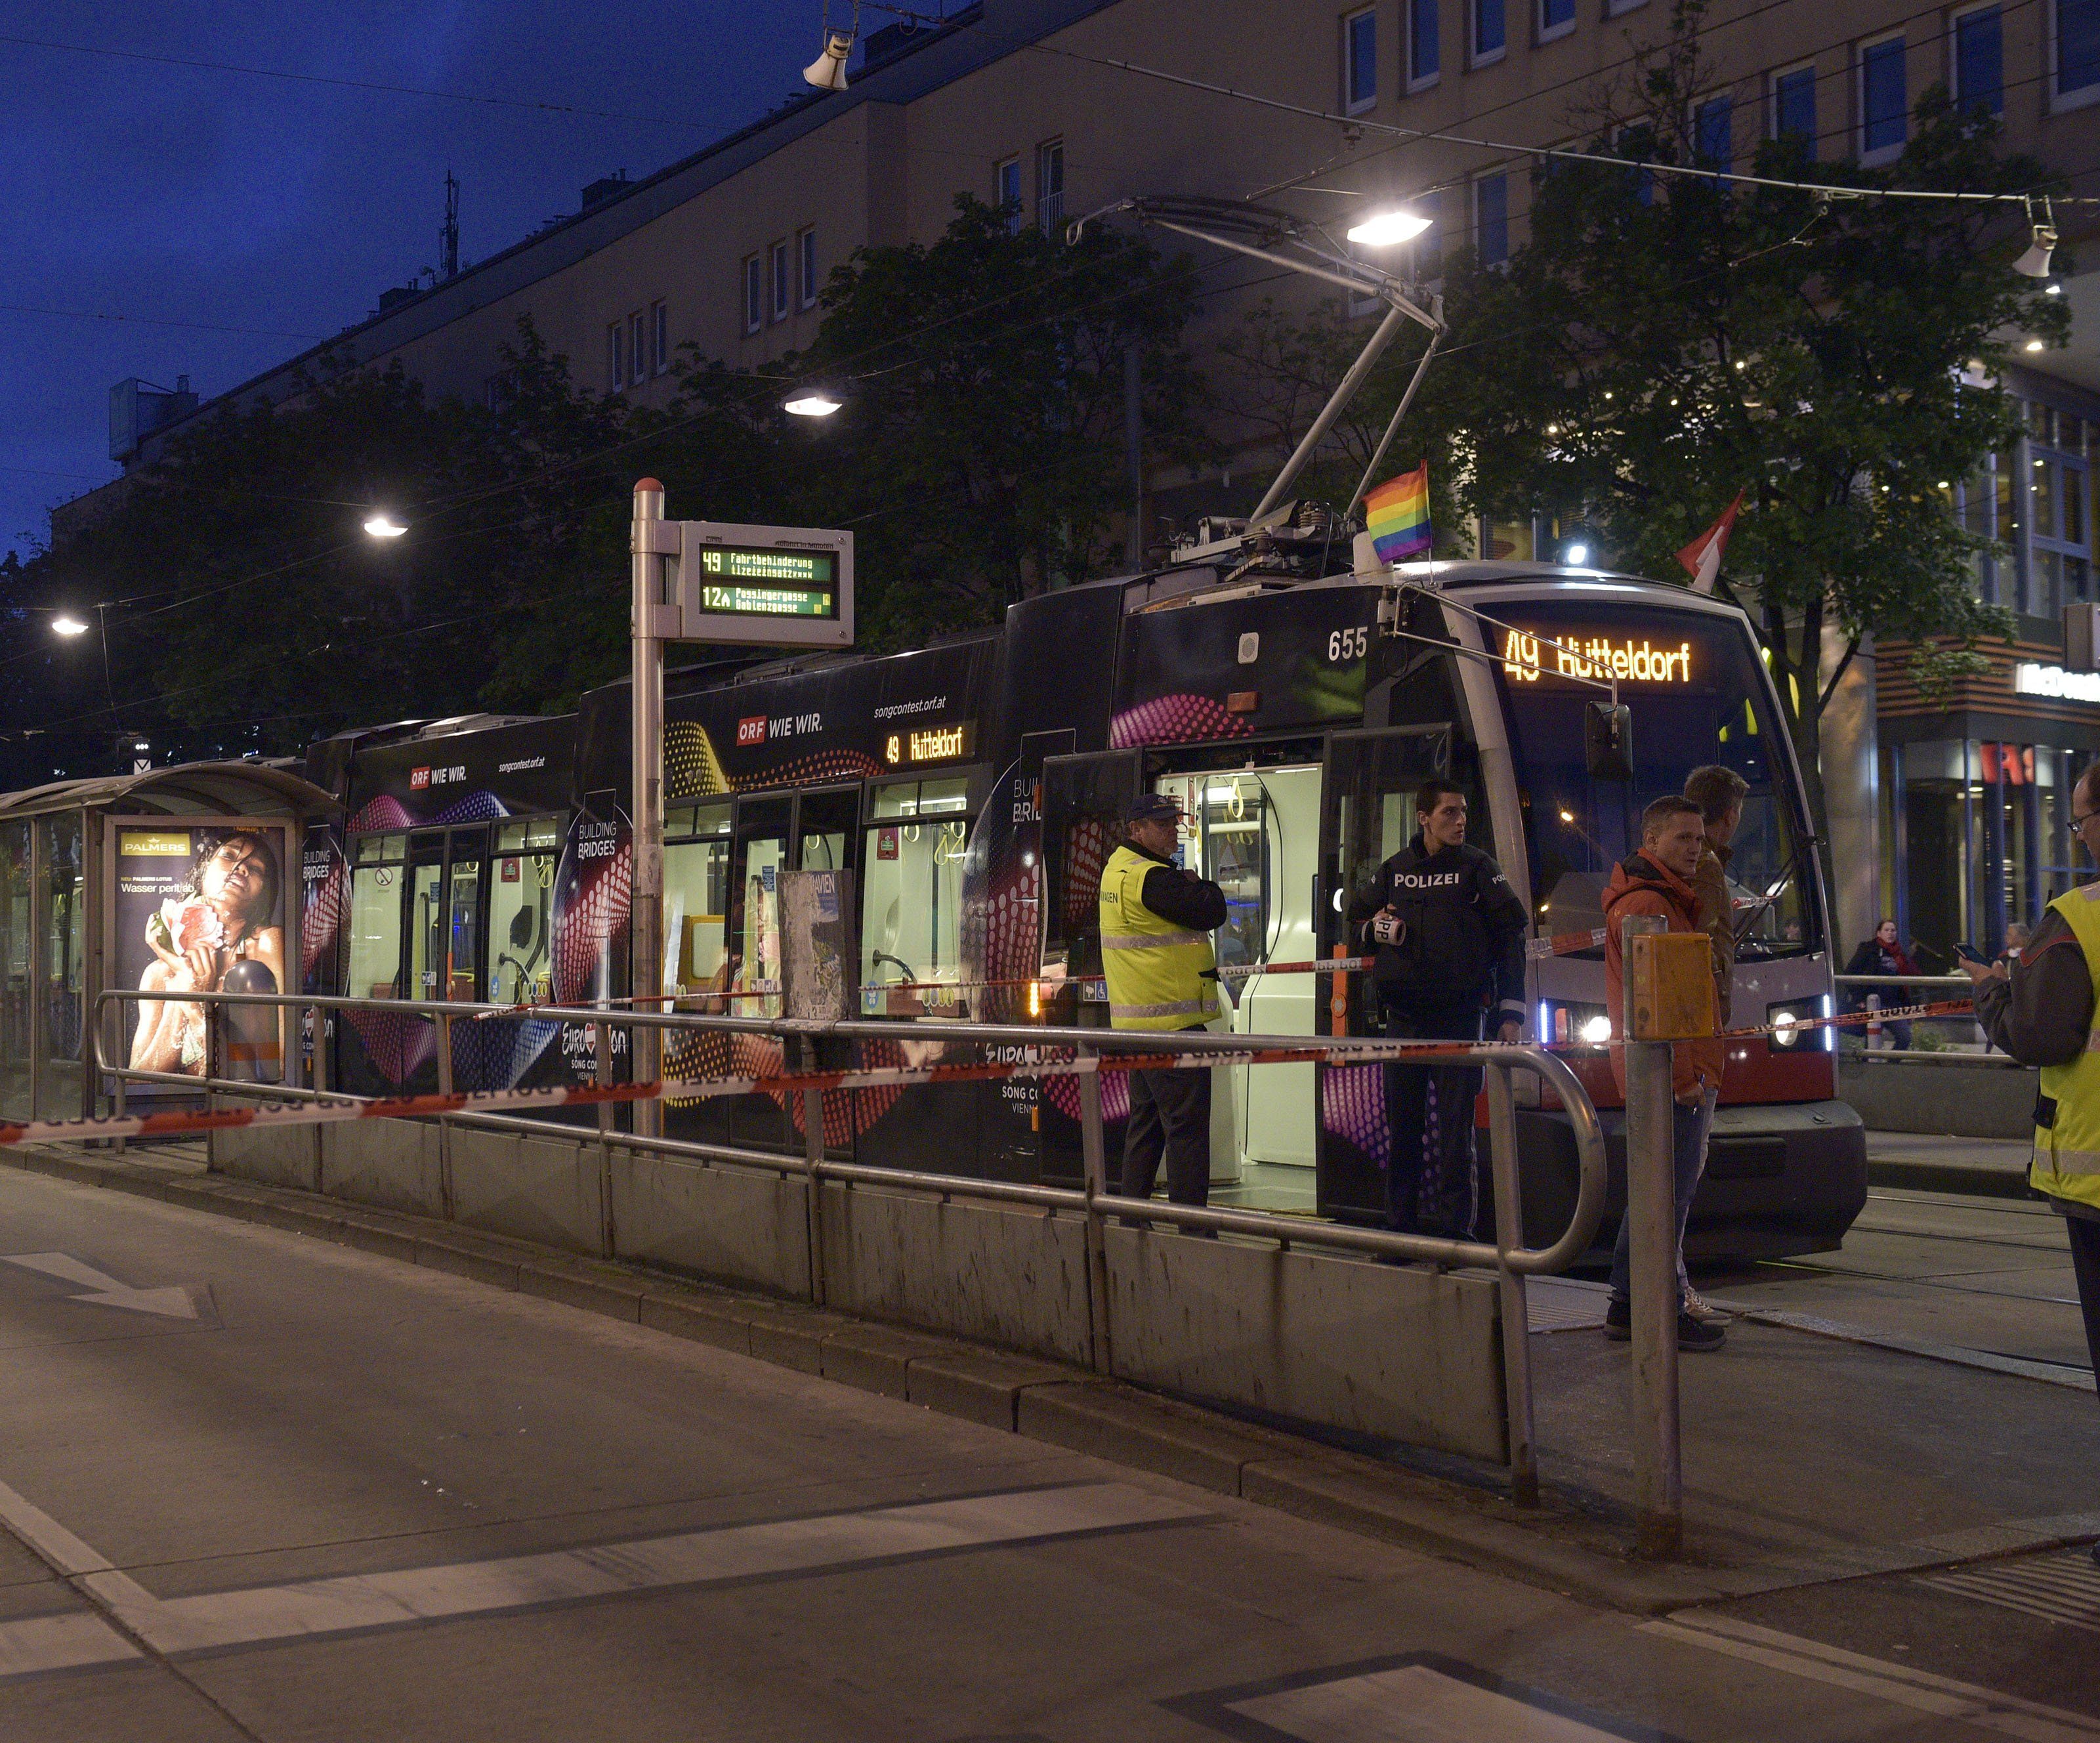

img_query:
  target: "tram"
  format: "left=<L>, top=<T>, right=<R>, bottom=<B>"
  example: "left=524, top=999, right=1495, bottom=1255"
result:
left=294, top=506, right=1863, bottom=1261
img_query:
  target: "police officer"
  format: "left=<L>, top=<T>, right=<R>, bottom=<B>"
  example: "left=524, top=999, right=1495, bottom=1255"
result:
left=1964, top=757, right=2100, bottom=1563
left=1349, top=777, right=1528, bottom=1237
left=1099, top=793, right=1229, bottom=1209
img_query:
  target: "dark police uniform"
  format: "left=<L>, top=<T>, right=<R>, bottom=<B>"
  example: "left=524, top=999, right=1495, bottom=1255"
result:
left=1349, top=832, right=1528, bottom=1237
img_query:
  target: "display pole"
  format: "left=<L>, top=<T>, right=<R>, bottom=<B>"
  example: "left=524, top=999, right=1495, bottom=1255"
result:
left=631, top=480, right=667, bottom=1140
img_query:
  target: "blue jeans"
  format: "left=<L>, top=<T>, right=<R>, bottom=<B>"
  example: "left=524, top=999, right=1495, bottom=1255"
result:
left=1609, top=1088, right=1717, bottom=1306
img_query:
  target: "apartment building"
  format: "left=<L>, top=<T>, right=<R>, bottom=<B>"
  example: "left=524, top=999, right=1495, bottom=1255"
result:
left=52, top=0, right=2100, bottom=956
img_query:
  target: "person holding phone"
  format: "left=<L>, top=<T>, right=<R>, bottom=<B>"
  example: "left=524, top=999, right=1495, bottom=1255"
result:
left=1964, top=759, right=2100, bottom=1564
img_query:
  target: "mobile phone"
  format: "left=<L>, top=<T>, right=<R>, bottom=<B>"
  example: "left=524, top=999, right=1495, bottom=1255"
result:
left=1952, top=942, right=1988, bottom=966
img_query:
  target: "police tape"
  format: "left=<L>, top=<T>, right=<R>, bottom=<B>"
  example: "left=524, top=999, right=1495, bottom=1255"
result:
left=0, top=1040, right=1477, bottom=1152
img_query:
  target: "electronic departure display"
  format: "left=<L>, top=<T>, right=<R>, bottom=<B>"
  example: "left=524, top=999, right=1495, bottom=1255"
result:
left=665, top=521, right=854, bottom=649
left=1501, top=625, right=1696, bottom=685
left=883, top=721, right=977, bottom=766
left=694, top=546, right=840, bottom=620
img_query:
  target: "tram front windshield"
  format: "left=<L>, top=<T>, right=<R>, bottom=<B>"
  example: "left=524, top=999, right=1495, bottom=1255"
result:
left=1488, top=599, right=1816, bottom=958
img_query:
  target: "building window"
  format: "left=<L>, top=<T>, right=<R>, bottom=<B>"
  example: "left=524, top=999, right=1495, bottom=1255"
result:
left=996, top=156, right=1023, bottom=233
left=743, top=255, right=762, bottom=335
left=1952, top=6, right=2004, bottom=115
left=1037, top=138, right=1065, bottom=235
left=629, top=311, right=646, bottom=386
left=1948, top=446, right=2018, bottom=604
left=651, top=300, right=669, bottom=374
left=2059, top=0, right=2100, bottom=102
left=606, top=322, right=623, bottom=391
left=2030, top=403, right=2092, bottom=614
left=1473, top=0, right=1505, bottom=62
left=1538, top=0, right=1574, bottom=39
left=1771, top=64, right=1816, bottom=147
left=798, top=228, right=818, bottom=308
left=1858, top=35, right=1908, bottom=160
left=1475, top=173, right=1509, bottom=265
left=1345, top=9, right=1378, bottom=110
left=1409, top=0, right=1440, bottom=85
left=770, top=241, right=790, bottom=322
left=1693, top=96, right=1732, bottom=167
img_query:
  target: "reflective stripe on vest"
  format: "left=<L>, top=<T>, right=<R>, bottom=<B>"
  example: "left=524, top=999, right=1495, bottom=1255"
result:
left=2034, top=880, right=2100, bottom=1211
left=1098, top=843, right=1219, bottom=1032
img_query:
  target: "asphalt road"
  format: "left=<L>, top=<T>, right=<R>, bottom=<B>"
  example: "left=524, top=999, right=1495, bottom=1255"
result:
left=0, top=1160, right=2095, bottom=1741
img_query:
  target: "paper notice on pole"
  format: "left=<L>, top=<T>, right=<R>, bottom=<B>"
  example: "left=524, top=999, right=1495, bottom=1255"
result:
left=778, top=870, right=855, bottom=1022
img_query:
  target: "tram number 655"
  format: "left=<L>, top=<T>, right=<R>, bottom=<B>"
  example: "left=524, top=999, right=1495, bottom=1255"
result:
left=1326, top=625, right=1370, bottom=663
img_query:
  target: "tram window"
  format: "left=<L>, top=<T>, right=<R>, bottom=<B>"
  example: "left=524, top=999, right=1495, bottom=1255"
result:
left=870, top=776, right=970, bottom=819
left=446, top=851, right=483, bottom=1001
left=408, top=860, right=446, bottom=1000
left=663, top=802, right=730, bottom=996
left=735, top=835, right=788, bottom=1018
left=345, top=840, right=406, bottom=999
left=496, top=818, right=560, bottom=852
left=1491, top=604, right=1818, bottom=957
left=489, top=850, right=556, bottom=1005
left=861, top=808, right=971, bottom=1005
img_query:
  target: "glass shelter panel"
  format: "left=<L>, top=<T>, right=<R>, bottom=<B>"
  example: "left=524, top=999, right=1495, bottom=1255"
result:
left=0, top=822, right=27, bottom=1120
left=37, top=811, right=83, bottom=1117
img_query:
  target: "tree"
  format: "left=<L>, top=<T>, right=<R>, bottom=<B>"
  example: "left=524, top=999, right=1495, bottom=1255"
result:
left=1433, top=2, right=2065, bottom=841
left=1219, top=1, right=2066, bottom=862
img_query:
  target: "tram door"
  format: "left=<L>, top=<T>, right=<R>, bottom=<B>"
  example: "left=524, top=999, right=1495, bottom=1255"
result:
left=1150, top=765, right=1322, bottom=1177
left=408, top=835, right=446, bottom=1001
left=1315, top=725, right=1453, bottom=1222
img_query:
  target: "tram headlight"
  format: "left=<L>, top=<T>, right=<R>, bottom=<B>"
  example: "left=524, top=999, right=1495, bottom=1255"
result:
left=1540, top=999, right=1612, bottom=1048
left=1766, top=996, right=1830, bottom=1051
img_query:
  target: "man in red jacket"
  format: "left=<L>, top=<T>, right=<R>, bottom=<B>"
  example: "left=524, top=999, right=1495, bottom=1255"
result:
left=1602, top=795, right=1729, bottom=1352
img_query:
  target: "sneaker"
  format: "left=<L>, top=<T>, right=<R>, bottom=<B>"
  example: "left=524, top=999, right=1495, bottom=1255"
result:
left=1603, top=1298, right=1631, bottom=1341
left=1677, top=1312, right=1726, bottom=1353
left=1683, top=1289, right=1733, bottom=1326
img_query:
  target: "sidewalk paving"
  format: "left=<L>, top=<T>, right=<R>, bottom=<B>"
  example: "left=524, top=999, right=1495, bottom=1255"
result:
left=7, top=1133, right=2098, bottom=1618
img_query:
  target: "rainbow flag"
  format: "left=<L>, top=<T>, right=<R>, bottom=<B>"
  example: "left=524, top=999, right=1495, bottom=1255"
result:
left=1364, top=464, right=1433, bottom=564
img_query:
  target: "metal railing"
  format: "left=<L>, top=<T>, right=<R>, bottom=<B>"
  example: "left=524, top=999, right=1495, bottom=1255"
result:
left=87, top=984, right=1609, bottom=1509
left=1832, top=973, right=1999, bottom=1062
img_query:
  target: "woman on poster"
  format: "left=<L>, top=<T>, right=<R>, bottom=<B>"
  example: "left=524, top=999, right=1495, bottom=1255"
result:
left=130, top=831, right=285, bottom=1078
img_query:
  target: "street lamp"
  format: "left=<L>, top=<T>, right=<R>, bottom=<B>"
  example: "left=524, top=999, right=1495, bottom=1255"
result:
left=1347, top=208, right=1433, bottom=247
left=363, top=512, right=408, bottom=538
left=50, top=614, right=88, bottom=637
left=784, top=391, right=843, bottom=417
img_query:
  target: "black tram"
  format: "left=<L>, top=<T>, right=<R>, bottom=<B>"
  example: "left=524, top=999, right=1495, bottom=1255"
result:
left=295, top=524, right=1862, bottom=1258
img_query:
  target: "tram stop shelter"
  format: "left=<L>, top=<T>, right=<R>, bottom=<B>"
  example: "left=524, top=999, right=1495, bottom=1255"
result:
left=0, top=761, right=336, bottom=1123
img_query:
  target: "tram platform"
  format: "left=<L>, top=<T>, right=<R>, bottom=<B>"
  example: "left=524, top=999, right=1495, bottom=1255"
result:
left=5, top=1132, right=2095, bottom=1620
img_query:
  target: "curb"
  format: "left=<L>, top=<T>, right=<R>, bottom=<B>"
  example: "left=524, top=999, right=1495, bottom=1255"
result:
left=1866, top=1158, right=2034, bottom=1200
left=0, top=1139, right=2068, bottom=1617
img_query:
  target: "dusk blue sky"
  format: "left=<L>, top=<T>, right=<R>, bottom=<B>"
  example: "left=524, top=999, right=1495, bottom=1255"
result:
left=1, top=3, right=823, bottom=555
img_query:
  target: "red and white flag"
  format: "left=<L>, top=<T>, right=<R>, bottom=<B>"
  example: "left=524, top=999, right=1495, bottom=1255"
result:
left=1677, top=491, right=1744, bottom=594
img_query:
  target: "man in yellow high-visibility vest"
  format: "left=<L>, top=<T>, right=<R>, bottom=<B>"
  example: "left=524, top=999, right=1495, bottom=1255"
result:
left=1965, top=757, right=2100, bottom=1566
left=1099, top=793, right=1228, bottom=1209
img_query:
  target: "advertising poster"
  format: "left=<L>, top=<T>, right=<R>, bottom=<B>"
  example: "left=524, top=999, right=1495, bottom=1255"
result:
left=113, top=825, right=288, bottom=1089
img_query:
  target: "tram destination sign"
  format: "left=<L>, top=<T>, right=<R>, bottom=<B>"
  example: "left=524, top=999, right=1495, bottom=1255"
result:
left=646, top=519, right=853, bottom=649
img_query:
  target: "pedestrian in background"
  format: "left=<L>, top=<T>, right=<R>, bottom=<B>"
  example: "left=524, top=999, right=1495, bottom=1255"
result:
left=1099, top=793, right=1228, bottom=1213
left=1601, top=796, right=1727, bottom=1352
left=1349, top=777, right=1527, bottom=1240
left=1844, top=919, right=1919, bottom=1050
left=1681, top=764, right=1748, bottom=1328
left=1963, top=760, right=2100, bottom=1564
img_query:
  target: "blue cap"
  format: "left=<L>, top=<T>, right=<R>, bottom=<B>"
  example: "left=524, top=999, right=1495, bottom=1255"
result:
left=1127, top=792, right=1183, bottom=824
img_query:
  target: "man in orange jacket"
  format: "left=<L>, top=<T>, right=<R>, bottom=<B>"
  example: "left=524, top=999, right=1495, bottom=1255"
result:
left=1601, top=795, right=1728, bottom=1352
